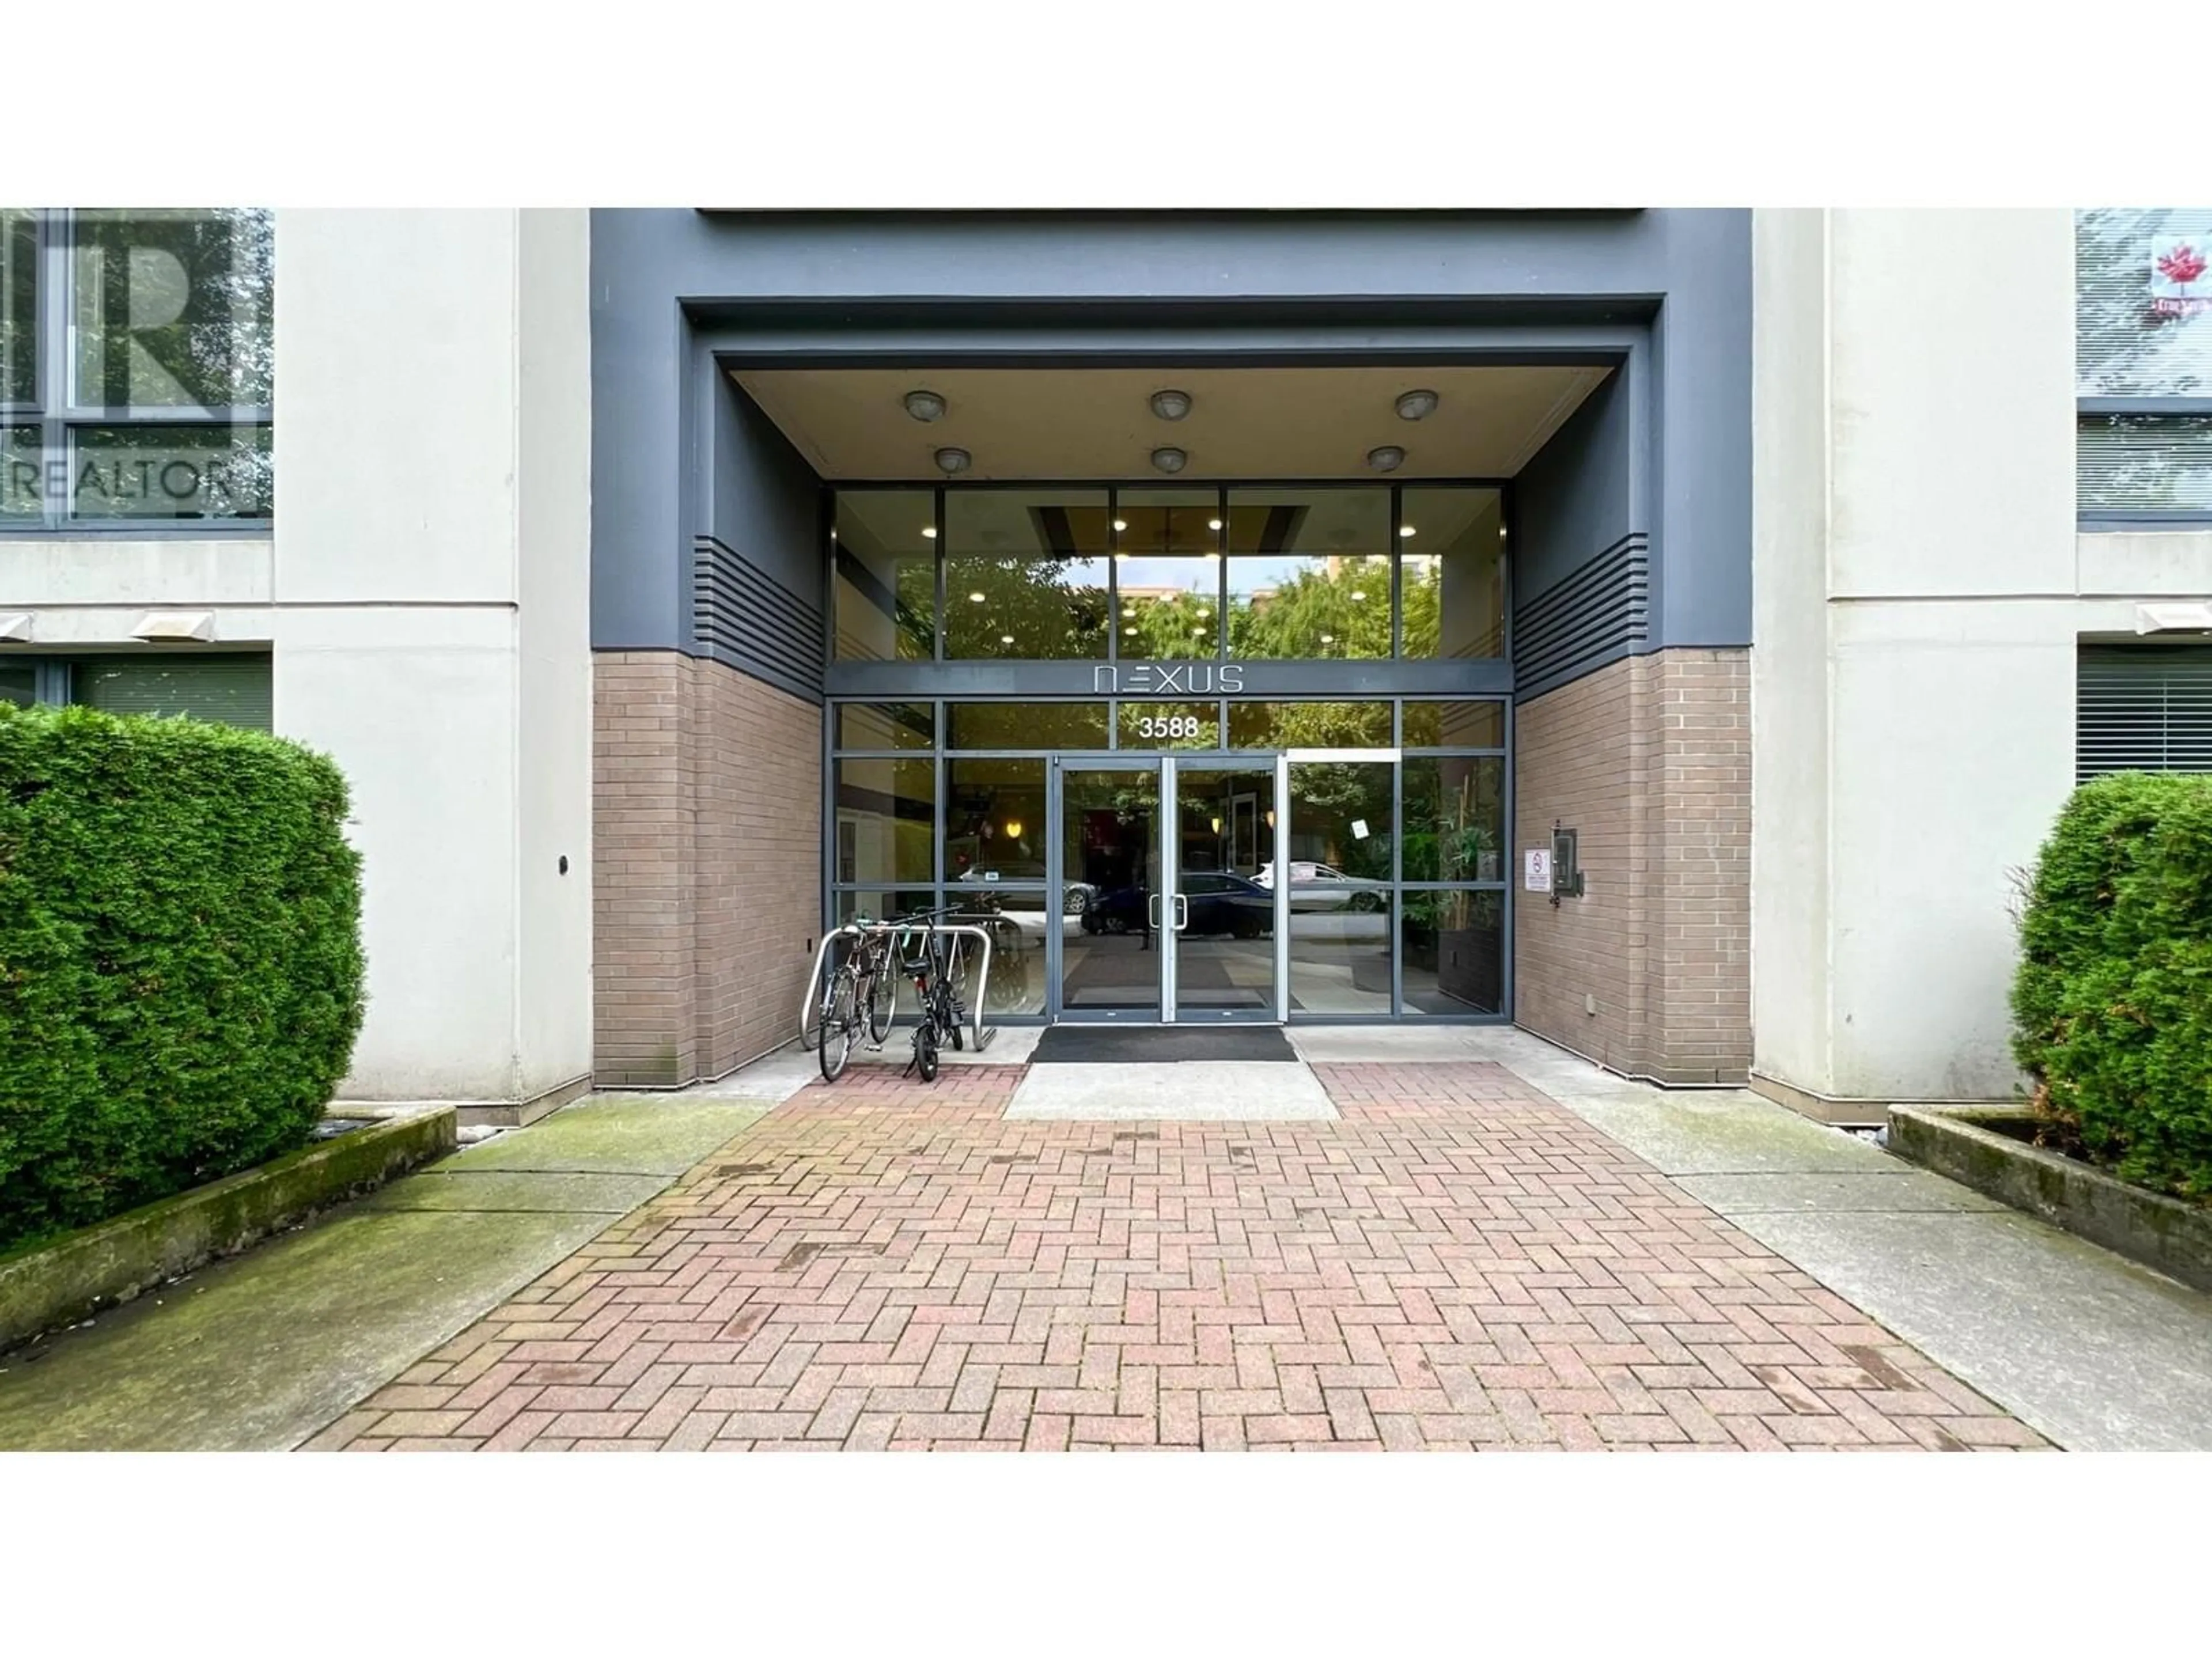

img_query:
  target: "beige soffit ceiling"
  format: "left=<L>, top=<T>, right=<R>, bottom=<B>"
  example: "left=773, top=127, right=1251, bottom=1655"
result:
left=730, top=365, right=1611, bottom=482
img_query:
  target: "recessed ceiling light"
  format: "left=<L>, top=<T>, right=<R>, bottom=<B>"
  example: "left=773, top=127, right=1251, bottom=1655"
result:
left=1123, top=626, right=1136, bottom=635
left=968, top=591, right=987, bottom=603
left=1400, top=525, right=1418, bottom=538
left=1350, top=589, right=1367, bottom=601
left=1151, top=447, right=1187, bottom=474
left=1196, top=608, right=1210, bottom=619
left=1150, top=389, right=1193, bottom=421
left=921, top=526, right=937, bottom=539
left=1122, top=607, right=1134, bottom=618
left=1319, top=633, right=1334, bottom=645
left=1499, top=525, right=1509, bottom=539
left=934, top=446, right=971, bottom=475
left=1367, top=445, right=1406, bottom=473
left=904, top=389, right=948, bottom=422
left=1113, top=518, right=1127, bottom=532
left=1395, top=389, right=1439, bottom=421
left=999, top=634, right=1014, bottom=646
left=1207, top=517, right=1222, bottom=531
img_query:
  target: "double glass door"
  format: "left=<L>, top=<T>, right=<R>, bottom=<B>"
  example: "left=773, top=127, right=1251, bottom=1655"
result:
left=1054, top=756, right=1279, bottom=1022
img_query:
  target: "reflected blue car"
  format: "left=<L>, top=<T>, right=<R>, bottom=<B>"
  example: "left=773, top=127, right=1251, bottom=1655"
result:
left=1079, top=872, right=1274, bottom=938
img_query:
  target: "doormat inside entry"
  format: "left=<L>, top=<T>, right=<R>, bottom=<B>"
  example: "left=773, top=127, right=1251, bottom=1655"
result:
left=1031, top=1026, right=1297, bottom=1064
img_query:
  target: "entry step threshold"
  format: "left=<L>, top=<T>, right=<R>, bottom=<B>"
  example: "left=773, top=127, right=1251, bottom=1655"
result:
left=1005, top=1059, right=1337, bottom=1122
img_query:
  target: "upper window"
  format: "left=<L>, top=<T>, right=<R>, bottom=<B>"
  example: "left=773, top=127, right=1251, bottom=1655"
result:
left=2077, top=209, right=2212, bottom=521
left=0, top=208, right=273, bottom=530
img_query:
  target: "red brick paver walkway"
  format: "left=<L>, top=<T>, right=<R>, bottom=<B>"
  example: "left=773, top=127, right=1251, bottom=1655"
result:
left=312, top=1063, right=2046, bottom=1451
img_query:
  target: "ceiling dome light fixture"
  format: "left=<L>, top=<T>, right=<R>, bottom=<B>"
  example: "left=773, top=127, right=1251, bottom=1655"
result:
left=904, top=389, right=948, bottom=422
left=1149, top=389, right=1194, bottom=421
left=1207, top=517, right=1222, bottom=531
left=1400, top=524, right=1418, bottom=538
left=968, top=591, right=987, bottom=603
left=1150, top=446, right=1188, bottom=474
left=1367, top=445, right=1406, bottom=474
left=1113, top=518, right=1128, bottom=532
left=1395, top=389, right=1439, bottom=422
left=934, top=446, right=972, bottom=475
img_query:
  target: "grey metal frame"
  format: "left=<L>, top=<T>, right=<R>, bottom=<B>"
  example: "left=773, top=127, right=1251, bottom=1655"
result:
left=825, top=693, right=1513, bottom=1025
left=0, top=208, right=275, bottom=536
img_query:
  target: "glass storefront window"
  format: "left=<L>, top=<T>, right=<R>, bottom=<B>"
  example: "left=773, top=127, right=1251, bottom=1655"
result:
left=941, top=887, right=1051, bottom=1016
left=946, top=701, right=1108, bottom=750
left=69, top=423, right=271, bottom=521
left=1114, top=487, right=1219, bottom=660
left=832, top=757, right=934, bottom=884
left=2077, top=208, right=2212, bottom=397
left=945, top=490, right=1110, bottom=660
left=836, top=702, right=934, bottom=750
left=2, top=210, right=33, bottom=408
left=1400, top=889, right=1505, bottom=1016
left=945, top=757, right=1046, bottom=885
left=835, top=889, right=937, bottom=929
left=1226, top=488, right=1391, bottom=660
left=70, top=209, right=274, bottom=412
left=1402, top=756, right=1505, bottom=882
left=1403, top=700, right=1505, bottom=749
left=1400, top=487, right=1505, bottom=660
left=1226, top=700, right=1391, bottom=749
left=833, top=490, right=935, bottom=662
left=2, top=425, right=38, bottom=519
left=1283, top=759, right=1393, bottom=890
left=1118, top=701, right=1219, bottom=749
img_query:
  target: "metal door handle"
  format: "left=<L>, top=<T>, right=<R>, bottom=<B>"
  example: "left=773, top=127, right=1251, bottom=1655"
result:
left=1174, top=894, right=1190, bottom=931
left=1147, top=892, right=1161, bottom=930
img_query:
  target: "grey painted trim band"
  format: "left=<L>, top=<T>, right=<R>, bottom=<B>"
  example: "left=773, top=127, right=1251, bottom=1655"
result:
left=824, top=659, right=1514, bottom=699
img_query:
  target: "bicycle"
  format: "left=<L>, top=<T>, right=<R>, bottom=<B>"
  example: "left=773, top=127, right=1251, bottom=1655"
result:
left=895, top=907, right=968, bottom=1082
left=816, top=915, right=897, bottom=1083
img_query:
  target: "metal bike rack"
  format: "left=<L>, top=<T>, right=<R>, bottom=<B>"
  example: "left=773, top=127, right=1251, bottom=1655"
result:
left=798, top=920, right=997, bottom=1056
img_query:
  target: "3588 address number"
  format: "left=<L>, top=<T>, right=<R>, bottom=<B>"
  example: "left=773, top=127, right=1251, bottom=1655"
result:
left=1133, top=715, right=1206, bottom=740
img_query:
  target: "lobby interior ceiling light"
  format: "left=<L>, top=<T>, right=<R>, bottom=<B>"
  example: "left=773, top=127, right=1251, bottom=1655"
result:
left=1400, top=524, right=1417, bottom=537
left=1367, top=445, right=1405, bottom=473
left=1149, top=389, right=1193, bottom=421
left=903, top=389, right=948, bottom=422
left=1150, top=446, right=1188, bottom=474
left=1113, top=518, right=1128, bottom=532
left=934, top=446, right=971, bottom=475
left=1395, top=389, right=1439, bottom=421
left=1207, top=517, right=1222, bottom=531
left=968, top=590, right=987, bottom=603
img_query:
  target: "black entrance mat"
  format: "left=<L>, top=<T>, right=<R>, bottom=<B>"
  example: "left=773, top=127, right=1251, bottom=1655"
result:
left=1031, top=1025, right=1297, bottom=1063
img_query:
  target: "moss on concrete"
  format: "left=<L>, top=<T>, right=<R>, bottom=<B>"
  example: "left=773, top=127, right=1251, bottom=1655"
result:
left=1890, top=1106, right=2212, bottom=1294
left=0, top=1109, right=454, bottom=1354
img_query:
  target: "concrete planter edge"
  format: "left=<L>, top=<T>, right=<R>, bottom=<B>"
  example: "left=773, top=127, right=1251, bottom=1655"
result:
left=1888, top=1104, right=2212, bottom=1295
left=0, top=1108, right=457, bottom=1355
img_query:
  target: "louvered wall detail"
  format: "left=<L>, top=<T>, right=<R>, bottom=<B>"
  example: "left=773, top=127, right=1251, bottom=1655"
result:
left=1512, top=533, right=1649, bottom=701
left=694, top=535, right=824, bottom=704
left=2077, top=645, right=2212, bottom=782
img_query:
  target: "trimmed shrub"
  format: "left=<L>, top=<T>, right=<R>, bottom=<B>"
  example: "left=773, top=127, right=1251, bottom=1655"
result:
left=0, top=703, right=365, bottom=1251
left=2011, top=771, right=2212, bottom=1199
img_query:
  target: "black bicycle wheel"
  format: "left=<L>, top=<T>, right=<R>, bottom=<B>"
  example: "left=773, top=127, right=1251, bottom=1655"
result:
left=819, top=969, right=858, bottom=1082
left=942, top=988, right=964, bottom=1051
left=915, top=1021, right=938, bottom=1082
left=866, top=965, right=895, bottom=1044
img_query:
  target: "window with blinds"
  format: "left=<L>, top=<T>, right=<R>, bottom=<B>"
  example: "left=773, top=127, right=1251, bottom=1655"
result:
left=70, top=653, right=272, bottom=732
left=2078, top=414, right=2212, bottom=512
left=2077, top=645, right=2212, bottom=782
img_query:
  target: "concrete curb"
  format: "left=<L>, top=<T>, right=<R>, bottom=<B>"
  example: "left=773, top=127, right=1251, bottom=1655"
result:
left=0, top=1109, right=456, bottom=1354
left=1889, top=1105, right=2212, bottom=1294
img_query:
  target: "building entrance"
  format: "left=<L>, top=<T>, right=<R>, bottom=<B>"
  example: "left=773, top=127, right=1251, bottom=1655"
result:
left=1054, top=756, right=1283, bottom=1022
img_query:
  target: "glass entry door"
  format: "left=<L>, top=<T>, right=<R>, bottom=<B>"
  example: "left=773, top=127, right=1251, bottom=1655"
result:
left=1052, top=756, right=1282, bottom=1024
left=1168, top=763, right=1278, bottom=1021
left=1058, top=761, right=1163, bottom=1020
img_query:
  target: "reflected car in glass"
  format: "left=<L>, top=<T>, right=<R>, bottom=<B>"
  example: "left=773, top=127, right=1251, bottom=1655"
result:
left=1255, top=860, right=1389, bottom=912
left=1080, top=871, right=1273, bottom=937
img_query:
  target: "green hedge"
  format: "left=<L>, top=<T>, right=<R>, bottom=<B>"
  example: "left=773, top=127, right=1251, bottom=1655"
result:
left=2012, top=771, right=2212, bottom=1199
left=0, top=703, right=365, bottom=1252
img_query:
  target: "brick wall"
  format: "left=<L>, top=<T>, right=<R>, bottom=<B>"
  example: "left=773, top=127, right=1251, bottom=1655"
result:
left=1513, top=648, right=1750, bottom=1084
left=593, top=651, right=822, bottom=1086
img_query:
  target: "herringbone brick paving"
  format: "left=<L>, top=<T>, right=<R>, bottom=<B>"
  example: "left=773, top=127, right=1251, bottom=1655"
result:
left=312, top=1062, right=2046, bottom=1452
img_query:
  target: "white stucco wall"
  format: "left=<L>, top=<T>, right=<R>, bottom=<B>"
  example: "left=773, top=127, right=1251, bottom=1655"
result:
left=1752, top=209, right=2212, bottom=1103
left=271, top=209, right=594, bottom=1104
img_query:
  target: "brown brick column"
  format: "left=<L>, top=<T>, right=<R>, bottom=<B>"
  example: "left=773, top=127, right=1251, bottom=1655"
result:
left=593, top=651, right=823, bottom=1086
left=1512, top=647, right=1750, bottom=1084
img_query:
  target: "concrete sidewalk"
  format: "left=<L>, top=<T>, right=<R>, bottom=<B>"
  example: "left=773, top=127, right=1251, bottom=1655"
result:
left=0, top=1082, right=805, bottom=1452
left=1291, top=1026, right=2212, bottom=1452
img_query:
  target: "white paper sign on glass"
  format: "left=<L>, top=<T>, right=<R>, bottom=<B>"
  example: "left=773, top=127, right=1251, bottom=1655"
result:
left=1351, top=819, right=1370, bottom=840
left=1524, top=847, right=1552, bottom=892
